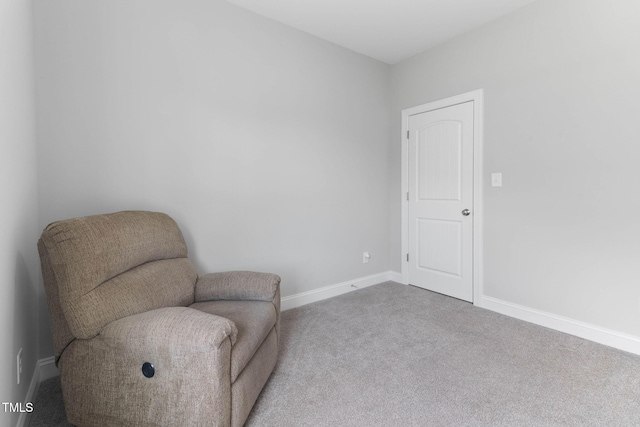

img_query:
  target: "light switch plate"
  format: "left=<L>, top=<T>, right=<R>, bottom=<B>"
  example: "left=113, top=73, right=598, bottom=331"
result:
left=491, top=173, right=502, bottom=187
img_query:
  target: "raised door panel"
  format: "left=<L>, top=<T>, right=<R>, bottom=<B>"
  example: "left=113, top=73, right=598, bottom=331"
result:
left=417, top=121, right=462, bottom=202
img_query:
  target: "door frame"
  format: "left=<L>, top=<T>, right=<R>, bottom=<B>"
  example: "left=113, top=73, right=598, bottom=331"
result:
left=401, top=89, right=484, bottom=304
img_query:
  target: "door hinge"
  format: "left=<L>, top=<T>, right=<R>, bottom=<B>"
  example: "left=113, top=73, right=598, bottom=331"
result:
left=406, top=253, right=410, bottom=262
left=406, top=192, right=409, bottom=201
left=406, top=130, right=410, bottom=139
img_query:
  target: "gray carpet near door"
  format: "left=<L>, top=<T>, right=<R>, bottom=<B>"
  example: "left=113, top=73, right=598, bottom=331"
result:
left=31, top=282, right=640, bottom=426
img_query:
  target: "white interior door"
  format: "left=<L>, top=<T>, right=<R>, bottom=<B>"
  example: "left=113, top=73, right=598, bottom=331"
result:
left=407, top=101, right=474, bottom=302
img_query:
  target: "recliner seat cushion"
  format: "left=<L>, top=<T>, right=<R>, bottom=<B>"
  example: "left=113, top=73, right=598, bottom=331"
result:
left=190, top=300, right=277, bottom=382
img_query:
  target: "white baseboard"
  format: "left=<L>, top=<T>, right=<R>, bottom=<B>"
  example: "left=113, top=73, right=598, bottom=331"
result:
left=281, top=271, right=403, bottom=311
left=36, top=356, right=59, bottom=382
left=478, top=295, right=640, bottom=355
left=17, top=356, right=59, bottom=427
left=386, top=271, right=404, bottom=284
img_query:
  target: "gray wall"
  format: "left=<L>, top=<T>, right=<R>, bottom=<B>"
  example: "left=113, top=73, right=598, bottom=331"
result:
left=34, top=0, right=391, bottom=357
left=0, top=0, right=40, bottom=423
left=390, top=0, right=640, bottom=336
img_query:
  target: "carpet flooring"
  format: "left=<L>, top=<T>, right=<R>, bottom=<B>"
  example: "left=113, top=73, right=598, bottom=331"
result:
left=30, top=282, right=640, bottom=426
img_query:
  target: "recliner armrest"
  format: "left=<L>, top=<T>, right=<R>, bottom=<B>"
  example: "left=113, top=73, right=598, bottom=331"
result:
left=62, top=306, right=239, bottom=426
left=101, top=306, right=238, bottom=348
left=195, top=271, right=280, bottom=303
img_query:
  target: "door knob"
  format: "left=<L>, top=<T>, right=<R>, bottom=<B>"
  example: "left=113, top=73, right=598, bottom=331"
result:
left=461, top=209, right=471, bottom=216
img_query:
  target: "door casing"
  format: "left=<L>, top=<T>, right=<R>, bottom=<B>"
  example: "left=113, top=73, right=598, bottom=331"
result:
left=401, top=89, right=484, bottom=304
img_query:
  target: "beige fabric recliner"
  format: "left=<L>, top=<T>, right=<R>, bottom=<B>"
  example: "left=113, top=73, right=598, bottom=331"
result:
left=38, top=210, right=280, bottom=427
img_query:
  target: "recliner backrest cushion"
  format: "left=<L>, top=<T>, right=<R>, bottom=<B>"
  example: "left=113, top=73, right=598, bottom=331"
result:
left=38, top=211, right=197, bottom=343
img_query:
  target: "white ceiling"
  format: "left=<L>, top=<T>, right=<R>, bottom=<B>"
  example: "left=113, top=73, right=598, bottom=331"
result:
left=224, top=0, right=537, bottom=64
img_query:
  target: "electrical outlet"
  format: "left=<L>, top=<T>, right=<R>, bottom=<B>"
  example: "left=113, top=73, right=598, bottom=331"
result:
left=491, top=172, right=502, bottom=187
left=17, top=348, right=22, bottom=385
left=362, top=252, right=370, bottom=264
